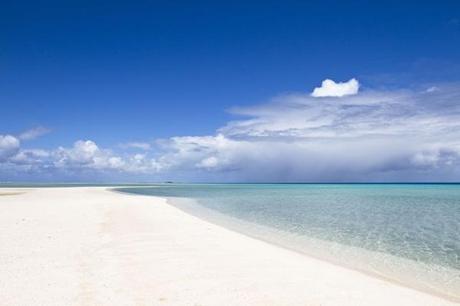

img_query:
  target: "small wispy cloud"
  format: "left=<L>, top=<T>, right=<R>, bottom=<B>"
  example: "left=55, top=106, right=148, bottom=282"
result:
left=119, top=142, right=152, bottom=150
left=19, top=126, right=50, bottom=141
left=311, top=78, right=360, bottom=97
left=425, top=86, right=439, bottom=93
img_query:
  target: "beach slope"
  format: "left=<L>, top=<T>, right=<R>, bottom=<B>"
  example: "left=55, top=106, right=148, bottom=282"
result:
left=0, top=187, right=456, bottom=305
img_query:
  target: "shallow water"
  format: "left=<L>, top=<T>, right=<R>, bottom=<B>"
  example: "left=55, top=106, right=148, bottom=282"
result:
left=118, top=184, right=460, bottom=300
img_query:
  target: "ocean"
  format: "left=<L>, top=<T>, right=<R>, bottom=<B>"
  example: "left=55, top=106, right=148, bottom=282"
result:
left=118, top=184, right=460, bottom=300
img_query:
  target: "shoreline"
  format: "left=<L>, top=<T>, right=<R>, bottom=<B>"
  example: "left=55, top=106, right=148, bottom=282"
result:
left=0, top=187, right=457, bottom=305
left=155, top=194, right=460, bottom=303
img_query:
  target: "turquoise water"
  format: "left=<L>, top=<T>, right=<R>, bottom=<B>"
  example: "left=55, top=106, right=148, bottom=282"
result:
left=118, top=184, right=460, bottom=300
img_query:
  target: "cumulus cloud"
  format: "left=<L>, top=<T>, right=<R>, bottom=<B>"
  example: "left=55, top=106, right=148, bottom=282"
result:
left=0, top=135, right=20, bottom=161
left=311, top=78, right=360, bottom=97
left=155, top=135, right=417, bottom=181
left=50, top=140, right=162, bottom=173
left=2, top=80, right=460, bottom=182
left=19, top=126, right=50, bottom=140
left=10, top=149, right=50, bottom=165
left=151, top=81, right=460, bottom=181
left=0, top=139, right=161, bottom=180
left=155, top=134, right=241, bottom=172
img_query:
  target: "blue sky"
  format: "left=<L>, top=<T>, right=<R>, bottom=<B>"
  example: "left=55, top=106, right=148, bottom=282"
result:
left=1, top=0, right=460, bottom=182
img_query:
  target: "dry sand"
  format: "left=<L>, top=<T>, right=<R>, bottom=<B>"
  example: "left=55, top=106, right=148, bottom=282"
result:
left=0, top=187, right=457, bottom=305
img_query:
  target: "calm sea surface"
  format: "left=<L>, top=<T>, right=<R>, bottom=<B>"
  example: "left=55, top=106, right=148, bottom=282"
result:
left=118, top=184, right=460, bottom=299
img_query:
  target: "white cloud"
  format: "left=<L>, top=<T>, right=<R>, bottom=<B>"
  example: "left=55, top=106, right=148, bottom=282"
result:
left=425, top=86, right=439, bottom=93
left=311, top=78, right=360, bottom=97
left=0, top=139, right=161, bottom=178
left=148, top=82, right=460, bottom=181
left=0, top=135, right=20, bottom=161
left=10, top=149, right=50, bottom=165
left=197, top=156, right=219, bottom=169
left=120, top=142, right=152, bottom=150
left=220, top=90, right=411, bottom=138
left=156, top=134, right=239, bottom=172
left=53, top=140, right=128, bottom=171
left=19, top=126, right=50, bottom=140
left=3, top=80, right=460, bottom=182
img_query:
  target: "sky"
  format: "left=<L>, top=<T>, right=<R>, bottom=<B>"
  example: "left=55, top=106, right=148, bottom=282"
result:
left=1, top=0, right=460, bottom=182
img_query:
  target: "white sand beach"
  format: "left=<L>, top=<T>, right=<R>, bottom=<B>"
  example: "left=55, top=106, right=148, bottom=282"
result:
left=0, top=187, right=457, bottom=306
